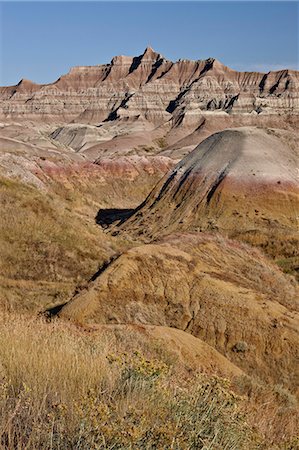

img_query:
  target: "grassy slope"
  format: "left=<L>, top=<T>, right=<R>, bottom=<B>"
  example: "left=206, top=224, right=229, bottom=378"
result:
left=0, top=313, right=298, bottom=449
left=0, top=158, right=169, bottom=312
left=0, top=176, right=128, bottom=312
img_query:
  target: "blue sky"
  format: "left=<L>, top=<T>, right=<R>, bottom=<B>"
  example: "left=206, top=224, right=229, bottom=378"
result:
left=0, top=1, right=298, bottom=86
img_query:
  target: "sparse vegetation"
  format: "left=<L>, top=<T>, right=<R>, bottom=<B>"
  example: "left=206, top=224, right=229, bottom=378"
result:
left=155, top=137, right=168, bottom=149
left=0, top=176, right=128, bottom=313
left=2, top=313, right=298, bottom=449
left=232, top=341, right=249, bottom=353
left=232, top=229, right=299, bottom=280
left=0, top=177, right=105, bottom=282
left=276, top=256, right=299, bottom=280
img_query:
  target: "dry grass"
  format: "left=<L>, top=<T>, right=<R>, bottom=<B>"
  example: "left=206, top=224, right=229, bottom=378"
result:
left=233, top=229, right=299, bottom=280
left=0, top=313, right=298, bottom=449
left=0, top=169, right=163, bottom=313
left=234, top=376, right=299, bottom=449
left=0, top=177, right=129, bottom=312
left=0, top=169, right=298, bottom=448
left=0, top=177, right=105, bottom=282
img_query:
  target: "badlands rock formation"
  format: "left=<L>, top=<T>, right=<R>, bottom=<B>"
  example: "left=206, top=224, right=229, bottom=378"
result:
left=59, top=233, right=299, bottom=392
left=1, top=47, right=298, bottom=159
left=0, top=120, right=175, bottom=204
left=116, top=127, right=299, bottom=257
left=1, top=48, right=299, bottom=432
left=1, top=47, right=298, bottom=124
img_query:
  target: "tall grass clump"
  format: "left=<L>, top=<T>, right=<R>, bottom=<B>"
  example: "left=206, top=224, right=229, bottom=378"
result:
left=0, top=313, right=260, bottom=449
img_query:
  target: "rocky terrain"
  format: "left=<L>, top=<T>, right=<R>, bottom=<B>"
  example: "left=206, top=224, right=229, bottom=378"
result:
left=1, top=47, right=298, bottom=160
left=0, top=48, right=299, bottom=448
left=2, top=47, right=299, bottom=123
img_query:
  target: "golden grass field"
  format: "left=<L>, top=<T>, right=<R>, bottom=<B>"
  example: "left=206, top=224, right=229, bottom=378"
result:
left=0, top=312, right=298, bottom=450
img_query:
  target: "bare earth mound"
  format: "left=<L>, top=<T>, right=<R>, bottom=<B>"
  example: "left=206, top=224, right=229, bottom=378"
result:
left=59, top=233, right=299, bottom=394
left=116, top=127, right=299, bottom=261
left=92, top=323, right=243, bottom=379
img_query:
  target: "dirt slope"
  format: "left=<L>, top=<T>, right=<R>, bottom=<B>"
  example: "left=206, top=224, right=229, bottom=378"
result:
left=91, top=323, right=243, bottom=379
left=59, top=233, right=299, bottom=393
left=117, top=127, right=299, bottom=264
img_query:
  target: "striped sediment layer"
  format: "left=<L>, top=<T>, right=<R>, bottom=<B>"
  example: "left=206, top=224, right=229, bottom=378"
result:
left=116, top=127, right=298, bottom=243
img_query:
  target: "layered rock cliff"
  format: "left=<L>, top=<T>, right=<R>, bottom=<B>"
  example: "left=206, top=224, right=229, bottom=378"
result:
left=1, top=47, right=298, bottom=127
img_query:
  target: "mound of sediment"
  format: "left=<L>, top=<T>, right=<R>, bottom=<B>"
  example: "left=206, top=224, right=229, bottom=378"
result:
left=59, top=233, right=299, bottom=393
left=92, top=323, right=243, bottom=379
left=117, top=127, right=299, bottom=255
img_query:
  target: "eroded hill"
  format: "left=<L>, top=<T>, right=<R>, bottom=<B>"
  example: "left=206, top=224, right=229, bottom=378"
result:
left=59, top=232, right=299, bottom=394
left=1, top=49, right=298, bottom=448
left=115, top=127, right=299, bottom=273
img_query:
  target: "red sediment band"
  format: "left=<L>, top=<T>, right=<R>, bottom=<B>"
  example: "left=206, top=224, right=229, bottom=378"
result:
left=40, top=158, right=175, bottom=181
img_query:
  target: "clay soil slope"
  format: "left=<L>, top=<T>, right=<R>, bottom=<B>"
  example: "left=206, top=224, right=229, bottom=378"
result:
left=116, top=127, right=299, bottom=268
left=59, top=232, right=299, bottom=394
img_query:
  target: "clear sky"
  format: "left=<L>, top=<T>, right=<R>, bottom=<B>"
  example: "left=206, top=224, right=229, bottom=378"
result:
left=0, top=1, right=298, bottom=86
